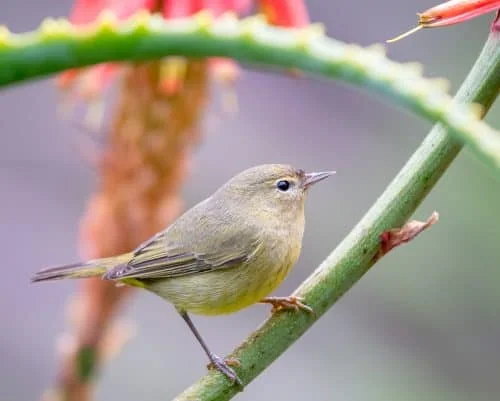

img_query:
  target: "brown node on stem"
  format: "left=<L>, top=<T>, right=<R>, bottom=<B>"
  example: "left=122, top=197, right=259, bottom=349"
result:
left=376, top=211, right=439, bottom=260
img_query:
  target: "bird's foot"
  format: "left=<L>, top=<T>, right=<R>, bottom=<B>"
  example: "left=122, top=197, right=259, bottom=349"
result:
left=260, top=296, right=314, bottom=314
left=207, top=354, right=243, bottom=387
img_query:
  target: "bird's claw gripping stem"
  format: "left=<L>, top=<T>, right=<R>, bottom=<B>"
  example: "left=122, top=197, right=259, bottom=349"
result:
left=260, top=296, right=314, bottom=314
left=207, top=354, right=243, bottom=387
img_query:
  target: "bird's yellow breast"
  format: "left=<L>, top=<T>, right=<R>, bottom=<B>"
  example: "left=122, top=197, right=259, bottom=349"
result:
left=147, top=231, right=302, bottom=316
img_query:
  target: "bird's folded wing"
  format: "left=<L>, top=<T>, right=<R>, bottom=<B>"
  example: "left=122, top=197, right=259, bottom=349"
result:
left=104, top=235, right=252, bottom=280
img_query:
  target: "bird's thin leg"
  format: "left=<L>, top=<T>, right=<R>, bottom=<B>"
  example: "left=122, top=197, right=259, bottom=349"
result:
left=259, top=296, right=314, bottom=314
left=178, top=310, right=243, bottom=387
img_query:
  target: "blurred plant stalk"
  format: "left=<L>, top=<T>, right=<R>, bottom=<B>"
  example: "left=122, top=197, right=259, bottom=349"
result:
left=46, top=51, right=210, bottom=401
left=43, top=1, right=309, bottom=400
left=387, top=0, right=500, bottom=43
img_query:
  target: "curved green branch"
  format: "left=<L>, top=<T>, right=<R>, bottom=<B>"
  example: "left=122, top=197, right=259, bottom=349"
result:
left=172, top=27, right=500, bottom=401
left=0, top=12, right=500, bottom=172
left=176, top=27, right=500, bottom=401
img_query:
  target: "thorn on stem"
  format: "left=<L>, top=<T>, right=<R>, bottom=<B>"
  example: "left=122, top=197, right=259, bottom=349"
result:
left=377, top=211, right=439, bottom=259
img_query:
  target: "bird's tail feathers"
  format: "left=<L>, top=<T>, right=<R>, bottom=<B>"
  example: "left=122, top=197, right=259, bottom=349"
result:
left=31, top=253, right=132, bottom=283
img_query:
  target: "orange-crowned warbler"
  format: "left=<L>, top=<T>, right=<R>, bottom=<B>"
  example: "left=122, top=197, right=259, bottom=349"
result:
left=32, top=164, right=334, bottom=386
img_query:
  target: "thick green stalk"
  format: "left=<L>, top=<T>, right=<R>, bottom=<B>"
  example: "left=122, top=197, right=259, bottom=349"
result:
left=173, top=29, right=500, bottom=401
left=0, top=13, right=500, bottom=172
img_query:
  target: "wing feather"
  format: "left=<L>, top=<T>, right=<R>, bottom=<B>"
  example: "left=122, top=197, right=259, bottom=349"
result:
left=103, top=197, right=261, bottom=281
left=104, top=229, right=257, bottom=280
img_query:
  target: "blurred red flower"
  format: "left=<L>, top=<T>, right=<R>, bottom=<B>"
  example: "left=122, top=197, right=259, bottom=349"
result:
left=58, top=0, right=310, bottom=97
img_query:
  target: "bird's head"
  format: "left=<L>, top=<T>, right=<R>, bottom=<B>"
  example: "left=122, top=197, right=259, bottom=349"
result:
left=218, top=164, right=335, bottom=214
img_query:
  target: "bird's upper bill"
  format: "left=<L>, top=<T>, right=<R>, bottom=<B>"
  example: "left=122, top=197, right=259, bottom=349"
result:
left=303, top=171, right=336, bottom=188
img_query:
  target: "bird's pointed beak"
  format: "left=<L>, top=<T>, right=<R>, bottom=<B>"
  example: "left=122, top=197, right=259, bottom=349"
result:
left=304, top=171, right=336, bottom=188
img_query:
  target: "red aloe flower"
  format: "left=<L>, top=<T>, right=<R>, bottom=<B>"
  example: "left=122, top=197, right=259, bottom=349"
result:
left=58, top=0, right=310, bottom=98
left=388, top=0, right=500, bottom=43
left=58, top=0, right=250, bottom=97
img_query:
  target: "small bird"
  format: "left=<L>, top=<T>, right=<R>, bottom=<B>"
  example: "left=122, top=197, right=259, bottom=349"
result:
left=32, top=164, right=334, bottom=386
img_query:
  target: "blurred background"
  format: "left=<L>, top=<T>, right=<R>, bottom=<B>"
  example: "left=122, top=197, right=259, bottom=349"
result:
left=1, top=1, right=500, bottom=400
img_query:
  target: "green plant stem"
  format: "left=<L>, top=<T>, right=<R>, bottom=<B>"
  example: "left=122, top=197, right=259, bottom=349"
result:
left=1, top=13, right=500, bottom=172
left=172, top=29, right=500, bottom=401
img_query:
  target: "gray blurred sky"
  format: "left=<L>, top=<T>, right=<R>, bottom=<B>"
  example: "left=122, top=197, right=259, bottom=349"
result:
left=1, top=1, right=500, bottom=401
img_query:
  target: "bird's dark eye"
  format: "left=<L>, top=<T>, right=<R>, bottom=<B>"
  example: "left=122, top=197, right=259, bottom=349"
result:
left=276, top=180, right=290, bottom=191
